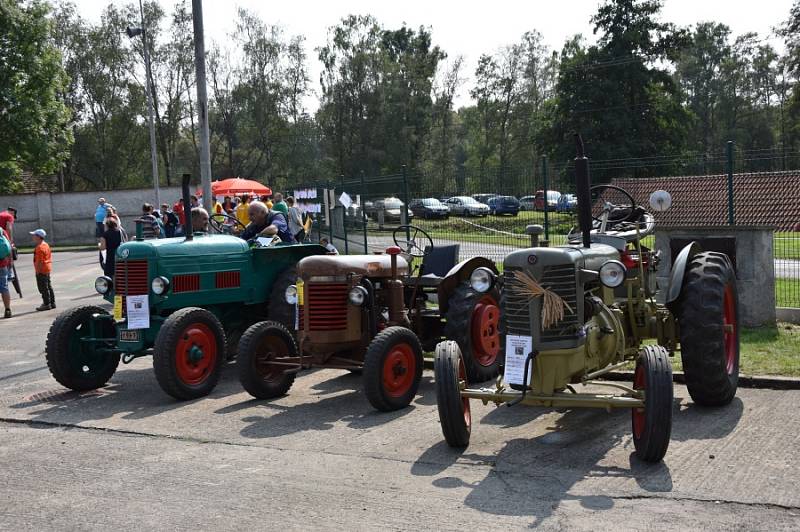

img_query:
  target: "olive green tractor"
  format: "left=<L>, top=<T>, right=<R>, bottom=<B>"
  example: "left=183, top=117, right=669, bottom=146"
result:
left=434, top=136, right=739, bottom=462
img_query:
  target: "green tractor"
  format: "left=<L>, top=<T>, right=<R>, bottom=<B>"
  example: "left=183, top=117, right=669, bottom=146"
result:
left=45, top=176, right=325, bottom=400
left=434, top=136, right=739, bottom=462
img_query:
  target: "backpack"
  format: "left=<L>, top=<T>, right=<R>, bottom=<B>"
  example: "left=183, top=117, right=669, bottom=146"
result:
left=0, top=231, right=11, bottom=260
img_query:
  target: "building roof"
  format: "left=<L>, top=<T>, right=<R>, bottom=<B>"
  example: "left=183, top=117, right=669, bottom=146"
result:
left=610, top=172, right=800, bottom=232
left=19, top=171, right=59, bottom=194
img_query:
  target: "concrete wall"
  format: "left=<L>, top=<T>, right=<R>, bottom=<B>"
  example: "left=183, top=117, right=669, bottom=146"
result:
left=0, top=187, right=183, bottom=245
left=655, top=226, right=776, bottom=327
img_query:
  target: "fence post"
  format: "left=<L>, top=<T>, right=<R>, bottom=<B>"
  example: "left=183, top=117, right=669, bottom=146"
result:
left=328, top=180, right=334, bottom=245
left=402, top=165, right=411, bottom=242
left=339, top=174, right=349, bottom=254
left=541, top=155, right=550, bottom=244
left=360, top=170, right=368, bottom=253
left=726, top=141, right=735, bottom=226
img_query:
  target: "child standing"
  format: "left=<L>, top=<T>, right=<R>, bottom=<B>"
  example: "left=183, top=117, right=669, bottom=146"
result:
left=31, top=229, right=55, bottom=311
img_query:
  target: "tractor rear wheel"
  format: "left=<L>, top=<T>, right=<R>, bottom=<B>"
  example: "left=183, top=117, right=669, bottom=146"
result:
left=363, top=326, right=423, bottom=412
left=237, top=321, right=297, bottom=399
left=445, top=284, right=501, bottom=383
left=632, top=345, right=673, bottom=463
left=268, top=266, right=298, bottom=333
left=434, top=341, right=471, bottom=448
left=678, top=251, right=739, bottom=406
left=45, top=306, right=120, bottom=391
left=153, top=307, right=225, bottom=400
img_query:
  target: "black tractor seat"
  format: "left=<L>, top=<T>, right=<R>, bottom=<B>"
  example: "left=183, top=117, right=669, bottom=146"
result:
left=406, top=244, right=460, bottom=287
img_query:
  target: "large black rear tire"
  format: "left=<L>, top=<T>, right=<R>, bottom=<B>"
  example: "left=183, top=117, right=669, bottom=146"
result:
left=444, top=284, right=501, bottom=383
left=153, top=307, right=225, bottom=400
left=434, top=341, right=471, bottom=448
left=363, top=326, right=423, bottom=412
left=267, top=266, right=298, bottom=332
left=678, top=251, right=739, bottom=406
left=45, top=306, right=120, bottom=391
left=632, top=345, right=673, bottom=463
left=237, top=321, right=297, bottom=399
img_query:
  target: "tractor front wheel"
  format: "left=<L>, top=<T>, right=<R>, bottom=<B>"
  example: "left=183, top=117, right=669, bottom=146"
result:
left=678, top=251, right=740, bottom=406
left=632, top=345, right=673, bottom=463
left=363, top=327, right=423, bottom=411
left=434, top=341, right=471, bottom=448
left=45, top=306, right=120, bottom=391
left=153, top=307, right=225, bottom=400
left=445, top=284, right=501, bottom=382
left=237, top=321, right=297, bottom=399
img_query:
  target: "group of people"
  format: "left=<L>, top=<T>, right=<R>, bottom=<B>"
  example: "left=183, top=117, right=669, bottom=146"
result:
left=1, top=206, right=55, bottom=319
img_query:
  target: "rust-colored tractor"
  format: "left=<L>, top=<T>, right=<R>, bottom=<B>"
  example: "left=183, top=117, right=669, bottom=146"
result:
left=236, top=226, right=502, bottom=411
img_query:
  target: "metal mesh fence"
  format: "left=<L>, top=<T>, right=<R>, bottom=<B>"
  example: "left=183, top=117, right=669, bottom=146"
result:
left=287, top=146, right=800, bottom=309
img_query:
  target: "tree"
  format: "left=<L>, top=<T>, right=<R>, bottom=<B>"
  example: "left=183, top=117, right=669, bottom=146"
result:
left=0, top=0, right=72, bottom=193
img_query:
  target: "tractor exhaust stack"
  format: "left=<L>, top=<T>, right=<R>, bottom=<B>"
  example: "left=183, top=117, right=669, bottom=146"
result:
left=574, top=134, right=592, bottom=249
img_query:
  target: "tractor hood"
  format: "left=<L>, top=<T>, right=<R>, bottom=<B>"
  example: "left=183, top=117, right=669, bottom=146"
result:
left=503, top=243, right=619, bottom=272
left=298, top=254, right=409, bottom=279
left=115, top=234, right=250, bottom=260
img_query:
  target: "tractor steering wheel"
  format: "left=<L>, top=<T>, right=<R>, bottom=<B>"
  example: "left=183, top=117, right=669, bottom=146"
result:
left=589, top=185, right=639, bottom=227
left=209, top=213, right=247, bottom=235
left=393, top=225, right=434, bottom=258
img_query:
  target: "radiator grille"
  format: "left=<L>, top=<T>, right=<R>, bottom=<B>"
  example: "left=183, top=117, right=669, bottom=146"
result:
left=215, top=271, right=240, bottom=289
left=539, top=264, right=580, bottom=341
left=304, top=282, right=349, bottom=331
left=115, top=260, right=148, bottom=319
left=173, top=274, right=200, bottom=293
left=502, top=268, right=532, bottom=335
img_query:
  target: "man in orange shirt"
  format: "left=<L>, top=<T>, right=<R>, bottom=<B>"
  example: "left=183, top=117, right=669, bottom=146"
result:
left=30, top=229, right=55, bottom=311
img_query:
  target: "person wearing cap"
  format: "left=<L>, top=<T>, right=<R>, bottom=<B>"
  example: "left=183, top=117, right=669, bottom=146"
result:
left=0, top=206, right=16, bottom=243
left=0, top=225, right=12, bottom=318
left=95, top=198, right=109, bottom=240
left=30, top=229, right=55, bottom=311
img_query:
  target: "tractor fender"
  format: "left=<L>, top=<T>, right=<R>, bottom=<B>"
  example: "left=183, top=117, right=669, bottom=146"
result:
left=437, top=257, right=499, bottom=315
left=665, top=241, right=702, bottom=312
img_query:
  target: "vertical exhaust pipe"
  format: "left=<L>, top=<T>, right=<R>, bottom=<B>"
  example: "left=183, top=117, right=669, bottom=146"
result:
left=574, top=134, right=592, bottom=248
left=182, top=173, right=193, bottom=241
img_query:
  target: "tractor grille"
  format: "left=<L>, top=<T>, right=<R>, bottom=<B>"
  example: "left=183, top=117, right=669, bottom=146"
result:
left=304, top=282, right=349, bottom=331
left=115, top=260, right=148, bottom=318
left=502, top=268, right=533, bottom=335
left=539, top=264, right=580, bottom=341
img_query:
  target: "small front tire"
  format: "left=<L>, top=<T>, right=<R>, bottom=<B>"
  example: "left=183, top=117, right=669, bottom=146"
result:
left=632, top=345, right=673, bottom=463
left=363, top=327, right=423, bottom=412
left=237, top=321, right=298, bottom=399
left=434, top=341, right=471, bottom=448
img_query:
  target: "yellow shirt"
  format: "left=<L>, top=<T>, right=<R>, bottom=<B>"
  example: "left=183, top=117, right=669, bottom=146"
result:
left=212, top=202, right=225, bottom=222
left=235, top=202, right=250, bottom=226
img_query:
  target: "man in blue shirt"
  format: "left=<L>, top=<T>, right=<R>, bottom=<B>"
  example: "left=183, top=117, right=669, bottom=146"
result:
left=95, top=198, right=109, bottom=239
left=239, top=201, right=295, bottom=243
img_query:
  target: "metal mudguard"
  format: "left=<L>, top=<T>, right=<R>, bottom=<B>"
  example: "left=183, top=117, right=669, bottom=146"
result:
left=665, top=241, right=702, bottom=311
left=437, top=257, right=499, bottom=315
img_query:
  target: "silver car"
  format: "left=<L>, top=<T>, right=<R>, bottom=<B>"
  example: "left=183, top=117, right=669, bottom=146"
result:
left=444, top=196, right=490, bottom=217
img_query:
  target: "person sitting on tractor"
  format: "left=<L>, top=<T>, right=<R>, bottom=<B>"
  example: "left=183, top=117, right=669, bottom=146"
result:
left=191, top=207, right=210, bottom=233
left=239, top=201, right=296, bottom=243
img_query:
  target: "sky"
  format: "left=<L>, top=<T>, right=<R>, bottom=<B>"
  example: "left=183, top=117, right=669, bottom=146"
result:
left=69, top=0, right=794, bottom=110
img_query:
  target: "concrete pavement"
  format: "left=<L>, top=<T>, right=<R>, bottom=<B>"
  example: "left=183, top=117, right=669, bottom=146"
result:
left=0, top=251, right=798, bottom=530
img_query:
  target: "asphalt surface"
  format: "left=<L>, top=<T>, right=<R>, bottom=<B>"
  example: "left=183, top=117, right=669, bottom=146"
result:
left=1, top=251, right=799, bottom=531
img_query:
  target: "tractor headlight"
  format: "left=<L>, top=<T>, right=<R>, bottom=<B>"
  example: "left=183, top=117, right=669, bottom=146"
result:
left=348, top=286, right=368, bottom=306
left=151, top=276, right=170, bottom=295
left=469, top=267, right=495, bottom=293
left=599, top=260, right=627, bottom=288
left=95, top=276, right=112, bottom=295
left=285, top=284, right=298, bottom=305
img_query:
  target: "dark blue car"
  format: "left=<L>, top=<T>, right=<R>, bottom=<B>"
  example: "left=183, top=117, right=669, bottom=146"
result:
left=488, top=195, right=520, bottom=216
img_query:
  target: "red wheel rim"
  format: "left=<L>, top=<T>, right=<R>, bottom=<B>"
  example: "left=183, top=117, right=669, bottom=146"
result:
left=254, top=334, right=291, bottom=382
left=382, top=343, right=416, bottom=398
left=723, top=284, right=736, bottom=375
left=175, top=323, right=218, bottom=386
left=632, top=364, right=645, bottom=440
left=470, top=295, right=500, bottom=367
left=458, top=355, right=471, bottom=429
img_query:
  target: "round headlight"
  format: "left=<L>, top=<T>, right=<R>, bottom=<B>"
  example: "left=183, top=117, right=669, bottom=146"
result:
left=95, top=276, right=112, bottom=295
left=285, top=285, right=298, bottom=305
left=469, top=267, right=495, bottom=293
left=151, top=276, right=170, bottom=295
left=599, top=260, right=627, bottom=288
left=348, top=286, right=368, bottom=306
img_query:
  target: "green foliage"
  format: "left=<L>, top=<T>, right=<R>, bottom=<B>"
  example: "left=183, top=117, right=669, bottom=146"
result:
left=0, top=0, right=72, bottom=193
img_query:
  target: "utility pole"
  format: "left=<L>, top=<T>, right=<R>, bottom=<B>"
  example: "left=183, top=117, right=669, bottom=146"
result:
left=192, top=0, right=213, bottom=210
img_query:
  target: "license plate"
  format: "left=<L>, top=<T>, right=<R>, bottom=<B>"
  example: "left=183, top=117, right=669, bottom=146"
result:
left=120, top=330, right=140, bottom=342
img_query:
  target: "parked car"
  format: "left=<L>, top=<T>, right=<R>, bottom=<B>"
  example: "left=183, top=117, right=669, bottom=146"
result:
left=556, top=193, right=577, bottom=213
left=487, top=195, right=520, bottom=216
left=409, top=198, right=450, bottom=219
left=444, top=196, right=490, bottom=217
left=371, top=197, right=414, bottom=223
left=472, top=193, right=497, bottom=205
left=519, top=195, right=536, bottom=211
left=534, top=190, right=561, bottom=211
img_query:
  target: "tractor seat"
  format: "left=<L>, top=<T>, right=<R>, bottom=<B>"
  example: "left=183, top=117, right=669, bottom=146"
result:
left=413, top=244, right=460, bottom=287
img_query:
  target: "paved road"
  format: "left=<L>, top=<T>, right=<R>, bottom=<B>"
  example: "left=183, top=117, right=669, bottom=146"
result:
left=1, top=251, right=799, bottom=531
